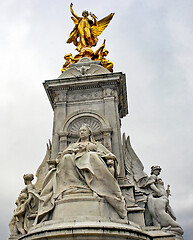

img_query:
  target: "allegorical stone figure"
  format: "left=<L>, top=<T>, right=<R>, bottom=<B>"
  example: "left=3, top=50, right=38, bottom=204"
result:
left=34, top=124, right=127, bottom=224
left=122, top=135, right=184, bottom=239
left=9, top=174, right=39, bottom=236
left=147, top=166, right=184, bottom=236
left=9, top=192, right=28, bottom=235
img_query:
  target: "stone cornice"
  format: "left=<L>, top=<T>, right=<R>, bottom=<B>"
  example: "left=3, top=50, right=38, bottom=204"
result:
left=43, top=72, right=128, bottom=118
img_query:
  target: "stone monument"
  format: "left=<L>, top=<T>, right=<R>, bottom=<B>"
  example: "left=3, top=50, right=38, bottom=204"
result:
left=9, top=4, right=184, bottom=240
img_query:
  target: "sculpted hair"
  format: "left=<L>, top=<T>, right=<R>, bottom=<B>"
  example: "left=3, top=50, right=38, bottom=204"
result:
left=151, top=166, right=161, bottom=175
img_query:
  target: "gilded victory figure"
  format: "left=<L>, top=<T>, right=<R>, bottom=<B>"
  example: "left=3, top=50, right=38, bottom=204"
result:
left=67, top=3, right=114, bottom=52
left=61, top=3, right=115, bottom=73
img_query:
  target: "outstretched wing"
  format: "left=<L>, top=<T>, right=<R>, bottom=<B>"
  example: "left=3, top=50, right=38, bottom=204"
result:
left=91, top=13, right=114, bottom=37
left=35, top=140, right=52, bottom=192
left=122, top=133, right=133, bottom=184
left=122, top=133, right=148, bottom=187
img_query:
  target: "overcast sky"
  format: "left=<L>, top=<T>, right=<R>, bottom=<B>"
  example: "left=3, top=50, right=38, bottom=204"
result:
left=0, top=0, right=192, bottom=239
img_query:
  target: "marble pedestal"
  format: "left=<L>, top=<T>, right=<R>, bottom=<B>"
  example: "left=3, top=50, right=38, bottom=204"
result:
left=19, top=222, right=151, bottom=240
left=19, top=221, right=176, bottom=240
left=18, top=193, right=175, bottom=240
left=51, top=193, right=124, bottom=223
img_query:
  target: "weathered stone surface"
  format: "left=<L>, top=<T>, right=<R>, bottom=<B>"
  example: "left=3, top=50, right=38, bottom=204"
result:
left=143, top=226, right=176, bottom=240
left=122, top=135, right=184, bottom=239
left=51, top=194, right=124, bottom=222
left=9, top=53, right=183, bottom=240
left=59, top=57, right=110, bottom=78
left=19, top=221, right=153, bottom=240
left=43, top=59, right=128, bottom=180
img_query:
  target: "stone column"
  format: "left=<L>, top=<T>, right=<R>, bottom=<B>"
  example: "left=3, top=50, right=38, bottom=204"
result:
left=102, top=86, right=124, bottom=178
left=103, top=128, right=112, bottom=151
left=51, top=89, right=67, bottom=159
left=58, top=131, right=68, bottom=151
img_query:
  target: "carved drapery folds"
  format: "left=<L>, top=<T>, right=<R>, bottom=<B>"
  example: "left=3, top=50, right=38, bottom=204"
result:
left=122, top=133, right=184, bottom=239
left=9, top=174, right=39, bottom=238
left=58, top=111, right=112, bottom=152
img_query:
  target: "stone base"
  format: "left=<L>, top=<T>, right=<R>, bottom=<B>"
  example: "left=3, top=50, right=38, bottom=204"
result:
left=19, top=221, right=177, bottom=240
left=143, top=226, right=176, bottom=240
left=16, top=194, right=176, bottom=240
left=9, top=235, right=21, bottom=240
left=50, top=193, right=125, bottom=223
left=15, top=191, right=176, bottom=240
left=127, top=206, right=145, bottom=227
left=19, top=221, right=151, bottom=240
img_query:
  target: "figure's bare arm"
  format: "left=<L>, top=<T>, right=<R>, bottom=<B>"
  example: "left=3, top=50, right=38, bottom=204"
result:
left=57, top=144, right=79, bottom=157
left=150, top=183, right=163, bottom=197
left=90, top=12, right=97, bottom=25
left=103, top=153, right=116, bottom=160
left=70, top=3, right=80, bottom=20
left=14, top=204, right=26, bottom=217
left=148, top=175, right=162, bottom=196
left=57, top=149, right=72, bottom=157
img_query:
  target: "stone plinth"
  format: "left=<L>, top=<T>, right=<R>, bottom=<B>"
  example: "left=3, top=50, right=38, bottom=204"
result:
left=9, top=235, right=20, bottom=240
left=51, top=194, right=124, bottom=223
left=120, top=184, right=145, bottom=227
left=18, top=194, right=176, bottom=240
left=143, top=227, right=176, bottom=240
left=127, top=206, right=145, bottom=227
left=19, top=221, right=176, bottom=240
left=19, top=221, right=152, bottom=240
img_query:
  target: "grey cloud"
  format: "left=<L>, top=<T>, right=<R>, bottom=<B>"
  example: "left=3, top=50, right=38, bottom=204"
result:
left=0, top=0, right=192, bottom=239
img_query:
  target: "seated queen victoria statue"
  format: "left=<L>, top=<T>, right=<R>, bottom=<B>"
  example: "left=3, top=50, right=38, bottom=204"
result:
left=34, top=124, right=127, bottom=224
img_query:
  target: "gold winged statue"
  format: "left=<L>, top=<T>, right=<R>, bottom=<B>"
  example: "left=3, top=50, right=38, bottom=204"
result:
left=67, top=3, right=114, bottom=52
